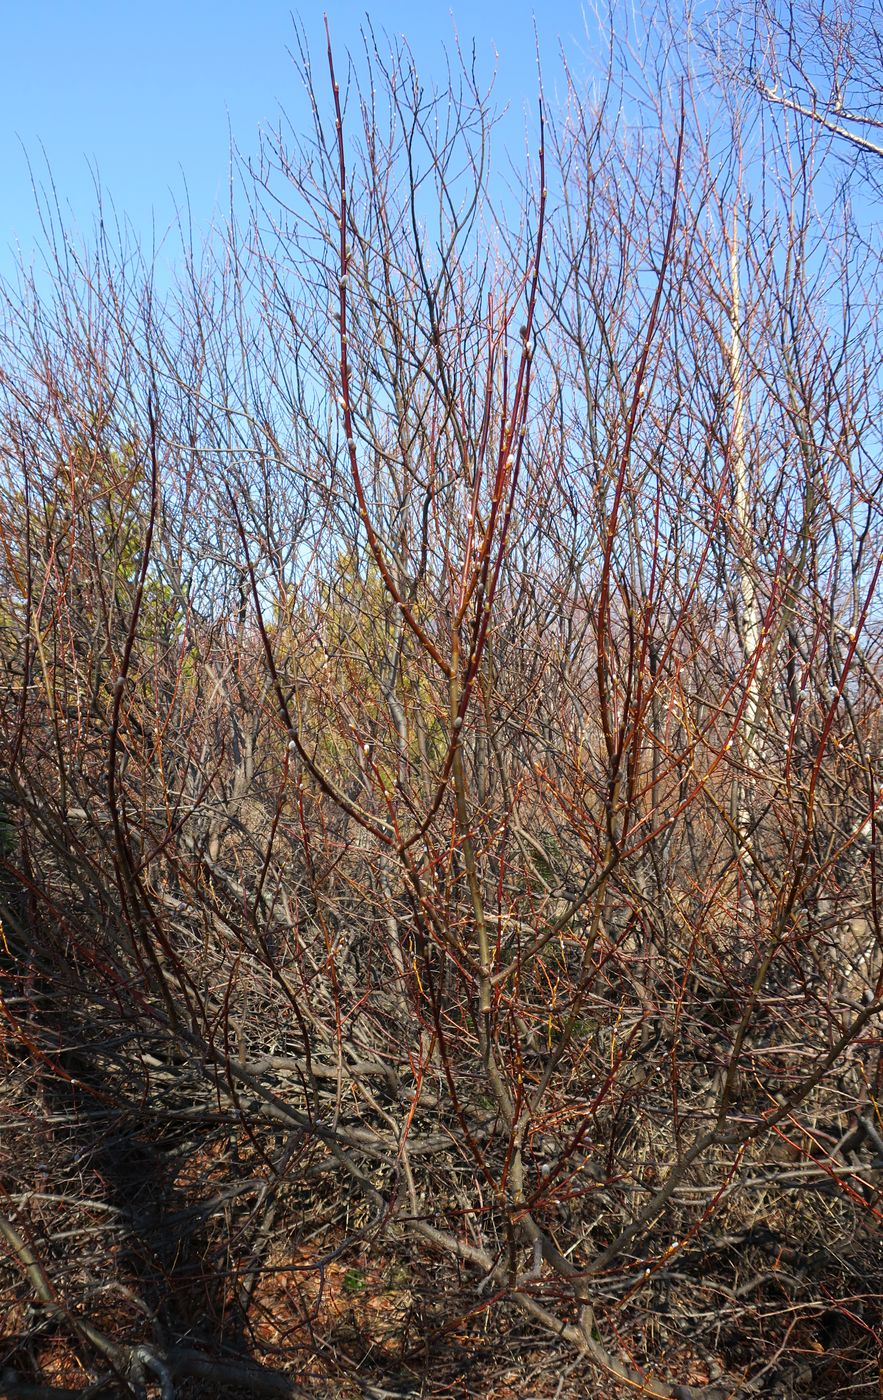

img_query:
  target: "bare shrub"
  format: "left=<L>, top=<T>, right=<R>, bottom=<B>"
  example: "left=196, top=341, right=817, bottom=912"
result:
left=1, top=18, right=881, bottom=1399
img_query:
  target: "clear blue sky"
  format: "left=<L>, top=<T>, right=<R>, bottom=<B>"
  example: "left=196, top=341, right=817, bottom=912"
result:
left=1, top=1, right=599, bottom=285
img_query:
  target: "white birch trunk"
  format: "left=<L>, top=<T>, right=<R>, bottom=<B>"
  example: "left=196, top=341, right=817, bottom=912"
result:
left=728, top=209, right=763, bottom=876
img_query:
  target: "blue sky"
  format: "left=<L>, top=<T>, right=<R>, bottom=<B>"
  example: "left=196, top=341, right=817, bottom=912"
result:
left=1, top=1, right=601, bottom=285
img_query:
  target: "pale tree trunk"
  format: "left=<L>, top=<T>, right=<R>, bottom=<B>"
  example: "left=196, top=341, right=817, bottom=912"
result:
left=728, top=206, right=763, bottom=882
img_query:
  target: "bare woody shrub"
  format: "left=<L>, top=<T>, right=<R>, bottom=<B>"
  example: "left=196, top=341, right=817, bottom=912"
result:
left=0, top=19, right=881, bottom=1399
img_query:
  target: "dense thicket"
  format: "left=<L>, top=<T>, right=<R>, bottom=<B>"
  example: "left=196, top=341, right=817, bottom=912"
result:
left=1, top=12, right=882, bottom=1398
